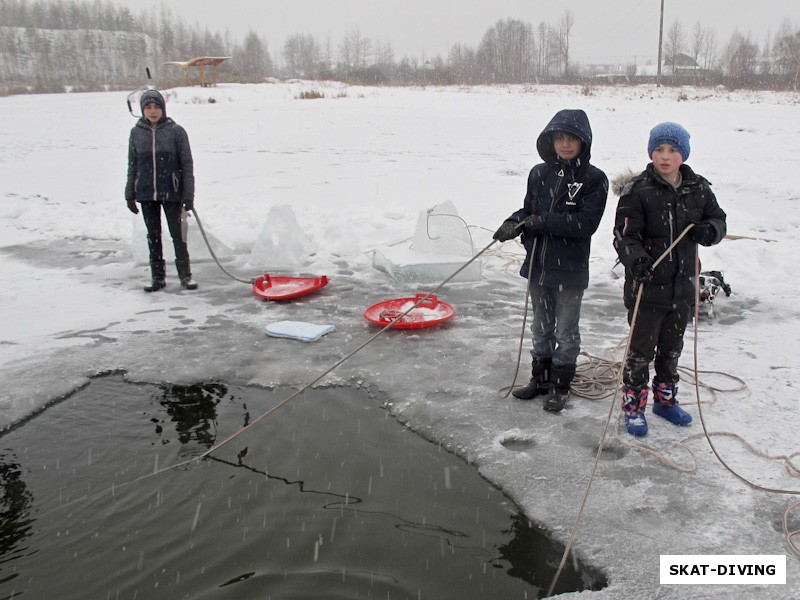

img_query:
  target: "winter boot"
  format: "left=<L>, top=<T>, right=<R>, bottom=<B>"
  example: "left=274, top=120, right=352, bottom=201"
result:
left=144, top=260, right=166, bottom=293
left=512, top=357, right=551, bottom=400
left=621, top=386, right=649, bottom=436
left=651, top=380, right=692, bottom=426
left=543, top=363, right=576, bottom=413
left=175, top=259, right=198, bottom=290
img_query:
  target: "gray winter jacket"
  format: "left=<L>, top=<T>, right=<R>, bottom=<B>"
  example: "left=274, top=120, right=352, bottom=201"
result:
left=125, top=117, right=194, bottom=204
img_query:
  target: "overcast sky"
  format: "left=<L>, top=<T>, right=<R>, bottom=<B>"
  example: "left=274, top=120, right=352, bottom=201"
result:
left=115, top=0, right=799, bottom=65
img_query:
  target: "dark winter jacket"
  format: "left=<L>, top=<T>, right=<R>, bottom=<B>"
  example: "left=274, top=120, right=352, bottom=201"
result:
left=613, top=163, right=727, bottom=310
left=506, top=109, right=608, bottom=289
left=125, top=117, right=194, bottom=204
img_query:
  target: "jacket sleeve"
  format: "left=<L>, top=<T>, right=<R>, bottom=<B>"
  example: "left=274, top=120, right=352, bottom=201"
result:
left=176, top=126, right=195, bottom=202
left=508, top=164, right=546, bottom=223
left=699, top=184, right=727, bottom=245
left=613, top=186, right=650, bottom=269
left=125, top=133, right=137, bottom=201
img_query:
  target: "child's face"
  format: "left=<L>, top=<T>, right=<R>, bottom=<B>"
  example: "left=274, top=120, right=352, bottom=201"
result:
left=553, top=132, right=582, bottom=160
left=143, top=102, right=163, bottom=124
left=651, top=144, right=683, bottom=180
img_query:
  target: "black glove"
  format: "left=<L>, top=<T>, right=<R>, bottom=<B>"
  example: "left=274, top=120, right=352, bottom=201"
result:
left=493, top=220, right=520, bottom=242
left=126, top=199, right=139, bottom=214
left=523, top=214, right=542, bottom=235
left=689, top=222, right=715, bottom=246
left=630, top=257, right=654, bottom=285
left=183, top=198, right=194, bottom=212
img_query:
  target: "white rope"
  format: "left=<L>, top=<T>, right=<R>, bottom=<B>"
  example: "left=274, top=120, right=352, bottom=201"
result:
left=190, top=207, right=255, bottom=285
left=547, top=224, right=695, bottom=597
left=196, top=238, right=499, bottom=461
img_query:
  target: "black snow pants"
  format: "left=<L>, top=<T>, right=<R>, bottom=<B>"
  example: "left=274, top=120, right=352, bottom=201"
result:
left=141, top=201, right=189, bottom=265
left=623, top=302, right=692, bottom=389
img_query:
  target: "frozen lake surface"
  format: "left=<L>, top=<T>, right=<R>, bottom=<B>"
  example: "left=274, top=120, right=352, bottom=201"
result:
left=1, top=82, right=799, bottom=597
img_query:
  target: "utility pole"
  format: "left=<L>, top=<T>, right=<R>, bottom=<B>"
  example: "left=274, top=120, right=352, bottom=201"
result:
left=657, top=0, right=664, bottom=86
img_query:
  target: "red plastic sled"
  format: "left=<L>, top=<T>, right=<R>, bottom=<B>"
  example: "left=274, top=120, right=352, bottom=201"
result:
left=252, top=274, right=329, bottom=301
left=364, top=293, right=456, bottom=329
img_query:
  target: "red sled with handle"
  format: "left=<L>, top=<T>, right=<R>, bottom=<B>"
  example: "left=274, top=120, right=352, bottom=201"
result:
left=252, top=274, right=329, bottom=301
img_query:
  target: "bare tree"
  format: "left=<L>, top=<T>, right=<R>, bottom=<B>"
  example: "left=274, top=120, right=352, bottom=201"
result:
left=690, top=22, right=706, bottom=70
left=724, top=30, right=759, bottom=86
left=760, top=30, right=773, bottom=76
left=664, top=20, right=686, bottom=77
left=701, top=27, right=718, bottom=70
left=559, top=9, right=575, bottom=77
left=546, top=24, right=563, bottom=76
left=476, top=18, right=535, bottom=83
left=339, top=29, right=371, bottom=71
left=448, top=42, right=478, bottom=84
left=236, top=30, right=272, bottom=80
left=536, top=22, right=550, bottom=77
left=774, top=20, right=800, bottom=89
left=373, top=39, right=394, bottom=66
left=283, top=33, right=321, bottom=78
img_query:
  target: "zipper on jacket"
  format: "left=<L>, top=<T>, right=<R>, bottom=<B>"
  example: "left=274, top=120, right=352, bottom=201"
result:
left=668, top=205, right=674, bottom=262
left=150, top=125, right=158, bottom=201
left=537, top=168, right=565, bottom=285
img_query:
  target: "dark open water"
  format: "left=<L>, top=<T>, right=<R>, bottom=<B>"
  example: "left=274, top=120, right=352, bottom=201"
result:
left=0, top=375, right=605, bottom=599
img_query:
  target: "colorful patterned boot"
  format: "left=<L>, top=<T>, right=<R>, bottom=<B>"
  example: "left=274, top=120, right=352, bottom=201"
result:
left=652, top=380, right=692, bottom=426
left=622, top=386, right=649, bottom=436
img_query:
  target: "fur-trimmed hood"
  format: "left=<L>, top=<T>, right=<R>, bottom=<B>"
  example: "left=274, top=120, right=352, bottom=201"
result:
left=610, top=168, right=641, bottom=196
left=612, top=164, right=713, bottom=196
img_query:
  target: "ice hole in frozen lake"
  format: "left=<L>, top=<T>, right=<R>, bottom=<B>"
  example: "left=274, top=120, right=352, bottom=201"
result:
left=0, top=375, right=607, bottom=599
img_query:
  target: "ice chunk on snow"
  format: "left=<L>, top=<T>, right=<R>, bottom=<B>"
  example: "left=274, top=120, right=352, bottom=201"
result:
left=372, top=201, right=482, bottom=283
left=131, top=212, right=234, bottom=265
left=248, top=205, right=315, bottom=270
left=372, top=247, right=481, bottom=283
left=411, top=200, right=474, bottom=257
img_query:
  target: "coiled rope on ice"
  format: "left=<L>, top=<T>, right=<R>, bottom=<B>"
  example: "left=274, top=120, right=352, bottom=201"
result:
left=545, top=225, right=800, bottom=596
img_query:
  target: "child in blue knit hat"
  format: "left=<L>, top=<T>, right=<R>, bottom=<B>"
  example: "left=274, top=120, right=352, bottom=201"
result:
left=611, top=122, right=727, bottom=436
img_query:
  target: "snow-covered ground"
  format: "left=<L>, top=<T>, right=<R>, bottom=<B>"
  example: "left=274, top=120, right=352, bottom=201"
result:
left=1, top=81, right=799, bottom=598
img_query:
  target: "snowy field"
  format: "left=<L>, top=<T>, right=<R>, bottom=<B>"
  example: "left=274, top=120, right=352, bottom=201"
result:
left=1, top=81, right=799, bottom=598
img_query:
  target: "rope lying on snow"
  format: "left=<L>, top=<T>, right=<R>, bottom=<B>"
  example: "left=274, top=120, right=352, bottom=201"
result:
left=154, top=237, right=501, bottom=471
left=190, top=207, right=255, bottom=285
left=166, top=212, right=800, bottom=574
left=539, top=226, right=800, bottom=596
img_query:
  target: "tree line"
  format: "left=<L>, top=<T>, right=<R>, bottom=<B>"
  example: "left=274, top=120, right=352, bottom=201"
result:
left=1, top=0, right=799, bottom=94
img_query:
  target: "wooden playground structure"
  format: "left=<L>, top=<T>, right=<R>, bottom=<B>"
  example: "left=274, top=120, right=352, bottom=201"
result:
left=163, top=57, right=231, bottom=87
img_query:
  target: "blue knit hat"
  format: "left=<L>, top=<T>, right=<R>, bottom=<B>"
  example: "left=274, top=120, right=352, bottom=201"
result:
left=140, top=89, right=166, bottom=115
left=648, top=122, right=690, bottom=161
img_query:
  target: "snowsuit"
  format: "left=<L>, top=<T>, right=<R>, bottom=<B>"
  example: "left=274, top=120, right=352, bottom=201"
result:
left=613, top=163, right=727, bottom=388
left=125, top=100, right=195, bottom=284
left=504, top=109, right=608, bottom=391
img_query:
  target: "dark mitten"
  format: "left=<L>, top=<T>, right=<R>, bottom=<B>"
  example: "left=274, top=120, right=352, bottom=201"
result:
left=689, top=222, right=715, bottom=246
left=630, top=256, right=654, bottom=284
left=126, top=199, right=139, bottom=214
left=183, top=198, right=194, bottom=212
left=523, top=214, right=542, bottom=235
left=493, top=220, right=519, bottom=242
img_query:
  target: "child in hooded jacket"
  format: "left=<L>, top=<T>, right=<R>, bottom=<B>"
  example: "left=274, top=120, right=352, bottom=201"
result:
left=613, top=122, right=727, bottom=436
left=125, top=89, right=197, bottom=292
left=494, top=109, right=608, bottom=412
